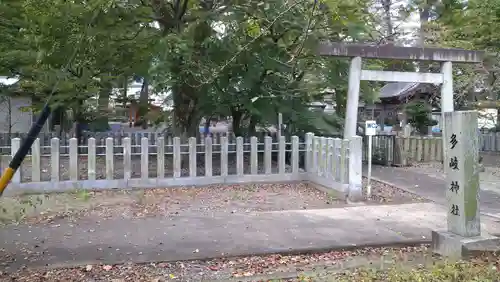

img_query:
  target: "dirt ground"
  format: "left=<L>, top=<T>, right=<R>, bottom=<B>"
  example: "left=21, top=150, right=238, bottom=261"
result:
left=0, top=245, right=437, bottom=281
left=362, top=178, right=425, bottom=204
left=0, top=178, right=424, bottom=225
left=0, top=183, right=329, bottom=224
left=4, top=244, right=500, bottom=281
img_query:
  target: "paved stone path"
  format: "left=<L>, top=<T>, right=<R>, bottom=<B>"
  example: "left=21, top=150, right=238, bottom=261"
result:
left=3, top=202, right=500, bottom=272
left=364, top=165, right=500, bottom=218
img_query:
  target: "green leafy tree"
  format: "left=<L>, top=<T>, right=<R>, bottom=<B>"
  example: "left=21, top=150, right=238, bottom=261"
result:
left=0, top=0, right=157, bottom=133
left=0, top=0, right=383, bottom=139
left=405, top=101, right=437, bottom=134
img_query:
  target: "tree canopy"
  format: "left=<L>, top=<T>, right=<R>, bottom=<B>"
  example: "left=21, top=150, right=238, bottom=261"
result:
left=0, top=0, right=496, bottom=136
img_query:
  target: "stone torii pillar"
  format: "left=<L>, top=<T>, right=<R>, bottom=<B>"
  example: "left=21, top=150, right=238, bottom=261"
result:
left=317, top=43, right=483, bottom=201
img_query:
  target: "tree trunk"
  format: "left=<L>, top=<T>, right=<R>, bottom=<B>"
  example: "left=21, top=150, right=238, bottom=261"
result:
left=138, top=78, right=149, bottom=129
left=7, top=97, right=11, bottom=137
left=172, top=81, right=200, bottom=136
left=382, top=0, right=402, bottom=71
left=231, top=107, right=244, bottom=137
left=50, top=107, right=65, bottom=134
left=248, top=115, right=257, bottom=136
left=382, top=0, right=393, bottom=43
left=121, top=75, right=129, bottom=108
left=204, top=116, right=211, bottom=136
left=167, top=18, right=212, bottom=136
left=335, top=89, right=347, bottom=118
left=496, top=109, right=500, bottom=128
left=418, top=1, right=431, bottom=72
left=95, top=78, right=112, bottom=132
left=419, top=1, right=433, bottom=135
left=73, top=100, right=85, bottom=153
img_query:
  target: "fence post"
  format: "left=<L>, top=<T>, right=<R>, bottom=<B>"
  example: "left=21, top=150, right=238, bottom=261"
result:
left=278, top=136, right=286, bottom=175
left=312, top=136, right=319, bottom=175
left=157, top=137, right=165, bottom=179
left=327, top=138, right=334, bottom=179
left=123, top=137, right=131, bottom=180
left=410, top=137, right=417, bottom=162
left=402, top=136, right=410, bottom=166
left=141, top=137, right=149, bottom=180
left=173, top=137, right=181, bottom=178
left=347, top=136, right=363, bottom=201
left=340, top=139, right=348, bottom=186
left=250, top=136, right=258, bottom=175
left=426, top=137, right=432, bottom=161
left=432, top=137, right=438, bottom=161
left=32, top=138, right=41, bottom=182
left=305, top=133, right=314, bottom=172
left=416, top=137, right=423, bottom=162
left=221, top=136, right=228, bottom=177
left=236, top=137, right=244, bottom=176
left=88, top=138, right=96, bottom=181
left=205, top=137, right=212, bottom=177
left=319, top=137, right=327, bottom=176
left=50, top=137, right=59, bottom=182
left=436, top=137, right=443, bottom=161
left=189, top=137, right=197, bottom=177
left=69, top=138, right=78, bottom=181
left=388, top=136, right=395, bottom=165
left=105, top=137, right=114, bottom=180
left=11, top=138, right=21, bottom=183
left=264, top=136, right=272, bottom=175
left=333, top=138, right=342, bottom=180
left=291, top=136, right=299, bottom=175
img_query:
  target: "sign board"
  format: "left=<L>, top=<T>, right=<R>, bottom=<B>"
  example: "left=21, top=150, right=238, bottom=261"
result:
left=365, top=120, right=377, bottom=136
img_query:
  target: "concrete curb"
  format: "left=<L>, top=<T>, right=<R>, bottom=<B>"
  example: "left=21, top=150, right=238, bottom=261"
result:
left=24, top=239, right=432, bottom=273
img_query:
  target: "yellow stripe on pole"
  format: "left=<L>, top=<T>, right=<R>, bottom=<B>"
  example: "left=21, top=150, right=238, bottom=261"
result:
left=0, top=167, right=15, bottom=195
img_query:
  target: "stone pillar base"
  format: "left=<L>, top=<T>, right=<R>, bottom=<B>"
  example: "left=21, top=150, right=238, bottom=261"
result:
left=432, top=230, right=500, bottom=258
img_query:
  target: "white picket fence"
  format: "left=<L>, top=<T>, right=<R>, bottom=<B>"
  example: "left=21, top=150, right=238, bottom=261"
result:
left=0, top=131, right=278, bottom=155
left=3, top=133, right=363, bottom=199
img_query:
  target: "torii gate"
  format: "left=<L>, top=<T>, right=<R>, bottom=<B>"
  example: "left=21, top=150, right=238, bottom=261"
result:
left=317, top=42, right=484, bottom=200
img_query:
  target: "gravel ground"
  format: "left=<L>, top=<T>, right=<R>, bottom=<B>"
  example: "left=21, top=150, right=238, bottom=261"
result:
left=1, top=245, right=434, bottom=281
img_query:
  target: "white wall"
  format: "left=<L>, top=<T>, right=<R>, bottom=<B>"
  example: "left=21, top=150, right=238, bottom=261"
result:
left=0, top=96, right=33, bottom=133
